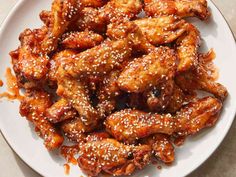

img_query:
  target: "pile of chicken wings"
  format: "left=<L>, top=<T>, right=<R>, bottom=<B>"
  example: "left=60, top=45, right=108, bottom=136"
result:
left=10, top=0, right=228, bottom=176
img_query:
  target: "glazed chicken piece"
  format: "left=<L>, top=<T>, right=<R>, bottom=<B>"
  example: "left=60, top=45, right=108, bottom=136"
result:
left=142, top=134, right=175, bottom=164
left=144, top=79, right=174, bottom=112
left=64, top=39, right=132, bottom=78
left=176, top=23, right=200, bottom=72
left=176, top=50, right=228, bottom=101
left=57, top=70, right=100, bottom=128
left=105, top=109, right=177, bottom=143
left=46, top=98, right=77, bottom=123
left=107, top=21, right=155, bottom=53
left=118, top=46, right=177, bottom=93
left=76, top=0, right=142, bottom=32
left=61, top=31, right=104, bottom=50
left=96, top=70, right=121, bottom=117
left=16, top=27, right=49, bottom=81
left=20, top=89, right=64, bottom=150
left=48, top=49, right=77, bottom=84
left=75, top=7, right=107, bottom=33
left=144, top=0, right=211, bottom=20
left=176, top=96, right=223, bottom=136
left=134, top=16, right=187, bottom=45
left=99, top=0, right=142, bottom=23
left=106, top=97, right=222, bottom=143
left=78, top=138, right=151, bottom=176
left=41, top=0, right=82, bottom=52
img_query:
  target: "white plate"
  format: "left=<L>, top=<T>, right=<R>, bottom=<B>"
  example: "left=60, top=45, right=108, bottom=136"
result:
left=0, top=0, right=236, bottom=177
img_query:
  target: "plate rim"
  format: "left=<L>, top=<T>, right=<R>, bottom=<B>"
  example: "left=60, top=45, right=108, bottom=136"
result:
left=0, top=0, right=235, bottom=177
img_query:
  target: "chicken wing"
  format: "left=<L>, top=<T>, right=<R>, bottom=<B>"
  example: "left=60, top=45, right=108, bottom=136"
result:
left=61, top=31, right=104, bottom=50
left=105, top=109, right=177, bottom=143
left=20, top=89, right=64, bottom=150
left=107, top=21, right=155, bottom=53
left=96, top=70, right=121, bottom=117
left=175, top=50, right=228, bottom=101
left=46, top=98, right=77, bottom=123
left=63, top=39, right=132, bottom=78
left=134, top=16, right=187, bottom=45
left=48, top=49, right=77, bottom=84
left=176, top=96, right=222, bottom=136
left=78, top=138, right=151, bottom=176
left=57, top=68, right=99, bottom=128
left=118, top=46, right=177, bottom=93
left=176, top=23, right=200, bottom=72
left=142, top=134, right=175, bottom=164
left=144, top=0, right=211, bottom=20
left=99, top=0, right=142, bottom=23
left=41, top=0, right=82, bottom=52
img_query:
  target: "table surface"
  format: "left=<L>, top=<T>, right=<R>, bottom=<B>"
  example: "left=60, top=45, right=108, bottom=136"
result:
left=0, top=0, right=235, bottom=177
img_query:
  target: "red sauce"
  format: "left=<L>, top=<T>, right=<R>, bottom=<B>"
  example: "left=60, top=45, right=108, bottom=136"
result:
left=0, top=68, right=23, bottom=100
left=157, top=165, right=162, bottom=170
left=64, top=164, right=70, bottom=175
left=174, top=136, right=186, bottom=147
left=61, top=145, right=79, bottom=165
left=0, top=80, right=3, bottom=87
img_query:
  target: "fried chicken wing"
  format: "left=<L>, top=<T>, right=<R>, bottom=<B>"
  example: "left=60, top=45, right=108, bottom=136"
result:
left=176, top=23, right=200, bottom=72
left=48, top=49, right=77, bottom=84
left=176, top=50, right=228, bottom=101
left=144, top=0, right=211, bottom=20
left=97, top=70, right=121, bottom=117
left=78, top=138, right=151, bottom=176
left=61, top=31, right=104, bottom=50
left=107, top=21, right=155, bottom=53
left=176, top=96, right=223, bottom=136
left=142, top=134, right=175, bottom=164
left=75, top=7, right=107, bottom=32
left=41, top=0, right=82, bottom=52
left=57, top=68, right=99, bottom=128
left=105, top=109, right=177, bottom=143
left=99, top=0, right=142, bottom=23
left=20, top=90, right=64, bottom=150
left=16, top=27, right=49, bottom=81
left=118, top=46, right=177, bottom=93
left=64, top=39, right=132, bottom=78
left=46, top=98, right=77, bottom=123
left=134, top=16, right=187, bottom=45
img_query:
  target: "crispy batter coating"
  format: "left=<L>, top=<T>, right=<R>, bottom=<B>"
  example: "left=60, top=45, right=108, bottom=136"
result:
left=118, top=47, right=177, bottom=93
left=143, top=134, right=175, bottom=164
left=134, top=16, right=187, bottom=45
left=61, top=31, right=104, bottom=50
left=64, top=39, right=132, bottom=78
left=46, top=98, right=77, bottom=123
left=20, top=90, right=64, bottom=150
left=105, top=109, right=177, bottom=143
left=176, top=97, right=223, bottom=136
left=78, top=138, right=151, bottom=176
left=176, top=23, right=200, bottom=72
left=144, top=0, right=211, bottom=20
